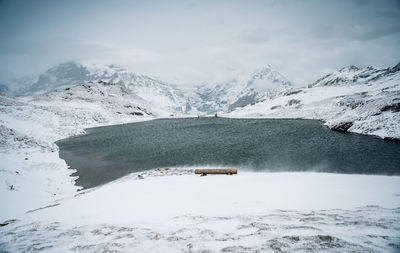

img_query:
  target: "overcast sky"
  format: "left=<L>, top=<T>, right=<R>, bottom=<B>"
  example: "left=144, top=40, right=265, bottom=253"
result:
left=0, top=0, right=399, bottom=86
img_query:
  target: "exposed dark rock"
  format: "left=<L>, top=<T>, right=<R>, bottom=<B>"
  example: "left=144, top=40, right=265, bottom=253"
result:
left=383, top=137, right=400, bottom=142
left=380, top=102, right=400, bottom=113
left=270, top=105, right=282, bottom=110
left=286, top=99, right=301, bottom=106
left=330, top=122, right=353, bottom=132
left=0, top=219, right=17, bottom=227
left=284, top=89, right=302, bottom=96
left=98, top=80, right=114, bottom=86
left=131, top=112, right=143, bottom=116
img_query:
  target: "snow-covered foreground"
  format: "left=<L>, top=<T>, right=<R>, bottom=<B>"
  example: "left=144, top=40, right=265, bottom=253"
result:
left=1, top=170, right=399, bottom=252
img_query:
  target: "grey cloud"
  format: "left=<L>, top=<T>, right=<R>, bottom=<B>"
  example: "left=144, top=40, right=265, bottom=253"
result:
left=0, top=0, right=399, bottom=86
left=238, top=28, right=271, bottom=44
left=351, top=0, right=372, bottom=6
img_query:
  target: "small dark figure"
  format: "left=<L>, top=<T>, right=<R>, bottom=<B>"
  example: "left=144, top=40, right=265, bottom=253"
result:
left=214, top=113, right=218, bottom=118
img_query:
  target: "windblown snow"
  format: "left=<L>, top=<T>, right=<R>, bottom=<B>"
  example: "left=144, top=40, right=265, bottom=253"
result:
left=1, top=62, right=400, bottom=252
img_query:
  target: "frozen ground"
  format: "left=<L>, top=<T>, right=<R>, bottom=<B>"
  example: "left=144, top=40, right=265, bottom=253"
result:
left=1, top=170, right=400, bottom=252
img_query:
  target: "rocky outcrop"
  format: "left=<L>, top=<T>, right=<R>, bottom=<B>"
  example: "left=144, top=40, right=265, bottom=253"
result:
left=330, top=122, right=353, bottom=132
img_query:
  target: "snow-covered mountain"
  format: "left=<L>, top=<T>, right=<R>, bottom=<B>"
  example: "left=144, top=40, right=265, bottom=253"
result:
left=310, top=63, right=400, bottom=87
left=85, top=63, right=191, bottom=114
left=194, top=65, right=293, bottom=113
left=28, top=62, right=90, bottom=93
left=228, top=63, right=400, bottom=140
left=5, top=62, right=293, bottom=115
left=3, top=61, right=399, bottom=139
left=1, top=81, right=160, bottom=152
left=8, top=62, right=190, bottom=114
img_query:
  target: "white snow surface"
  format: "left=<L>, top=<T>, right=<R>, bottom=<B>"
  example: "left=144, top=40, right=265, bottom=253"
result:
left=1, top=169, right=400, bottom=252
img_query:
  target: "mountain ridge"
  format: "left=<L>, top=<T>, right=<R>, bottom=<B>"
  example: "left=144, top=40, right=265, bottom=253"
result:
left=2, top=61, right=399, bottom=120
left=2, top=62, right=294, bottom=114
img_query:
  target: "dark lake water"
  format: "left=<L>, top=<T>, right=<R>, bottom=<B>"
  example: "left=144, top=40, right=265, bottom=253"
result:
left=56, top=118, right=400, bottom=188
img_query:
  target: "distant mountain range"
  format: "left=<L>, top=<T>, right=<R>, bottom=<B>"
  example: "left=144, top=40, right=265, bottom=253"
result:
left=2, top=61, right=399, bottom=138
left=1, top=61, right=399, bottom=140
left=1, top=61, right=294, bottom=114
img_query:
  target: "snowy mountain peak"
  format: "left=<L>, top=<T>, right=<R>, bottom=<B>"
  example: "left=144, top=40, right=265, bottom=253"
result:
left=252, top=65, right=273, bottom=78
left=251, top=65, right=292, bottom=86
left=29, top=61, right=90, bottom=94
left=338, top=65, right=360, bottom=73
left=192, top=65, right=294, bottom=113
left=389, top=62, right=400, bottom=73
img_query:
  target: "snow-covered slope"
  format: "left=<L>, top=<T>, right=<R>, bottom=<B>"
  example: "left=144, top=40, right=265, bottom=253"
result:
left=86, top=63, right=191, bottom=114
left=0, top=81, right=162, bottom=220
left=228, top=63, right=400, bottom=140
left=311, top=64, right=400, bottom=87
left=195, top=65, right=293, bottom=113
